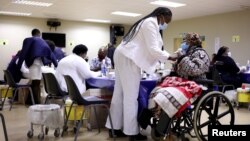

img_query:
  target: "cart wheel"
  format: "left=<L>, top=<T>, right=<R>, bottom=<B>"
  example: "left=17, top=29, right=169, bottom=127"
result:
left=27, top=130, right=33, bottom=138
left=38, top=133, right=44, bottom=140
left=87, top=123, right=92, bottom=131
left=54, top=128, right=60, bottom=137
left=45, top=127, right=49, bottom=135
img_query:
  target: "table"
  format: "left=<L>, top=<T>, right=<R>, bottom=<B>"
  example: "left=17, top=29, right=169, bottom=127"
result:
left=240, top=72, right=250, bottom=84
left=86, top=77, right=158, bottom=114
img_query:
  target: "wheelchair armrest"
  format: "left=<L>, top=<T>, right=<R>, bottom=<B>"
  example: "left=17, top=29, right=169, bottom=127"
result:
left=195, top=79, right=214, bottom=85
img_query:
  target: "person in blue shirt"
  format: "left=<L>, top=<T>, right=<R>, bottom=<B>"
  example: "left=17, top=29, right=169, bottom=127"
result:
left=54, top=47, right=65, bottom=61
left=90, top=46, right=112, bottom=71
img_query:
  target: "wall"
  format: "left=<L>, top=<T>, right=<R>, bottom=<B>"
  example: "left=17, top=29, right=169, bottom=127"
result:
left=164, top=9, right=250, bottom=69
left=1, top=9, right=250, bottom=78
left=0, top=15, right=128, bottom=79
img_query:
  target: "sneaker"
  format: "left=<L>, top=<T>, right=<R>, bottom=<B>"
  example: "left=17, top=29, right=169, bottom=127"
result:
left=129, top=133, right=147, bottom=141
left=109, top=129, right=127, bottom=138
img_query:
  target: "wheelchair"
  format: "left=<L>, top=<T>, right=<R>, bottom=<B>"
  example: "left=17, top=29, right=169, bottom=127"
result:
left=147, top=79, right=235, bottom=141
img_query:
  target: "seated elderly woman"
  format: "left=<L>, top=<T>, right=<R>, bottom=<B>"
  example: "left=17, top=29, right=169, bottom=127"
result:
left=139, top=33, right=210, bottom=130
left=172, top=33, right=210, bottom=80
left=211, top=46, right=243, bottom=88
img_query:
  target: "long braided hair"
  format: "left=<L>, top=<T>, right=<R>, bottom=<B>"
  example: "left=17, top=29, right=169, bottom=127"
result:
left=123, top=7, right=172, bottom=44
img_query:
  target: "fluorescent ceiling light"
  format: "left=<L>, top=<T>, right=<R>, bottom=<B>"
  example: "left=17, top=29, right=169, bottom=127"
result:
left=111, top=11, right=141, bottom=17
left=150, top=0, right=186, bottom=8
left=13, top=0, right=53, bottom=7
left=84, top=19, right=111, bottom=23
left=0, top=11, right=31, bottom=16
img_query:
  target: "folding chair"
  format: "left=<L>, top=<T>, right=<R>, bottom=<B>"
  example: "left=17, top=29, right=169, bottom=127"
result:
left=2, top=70, right=35, bottom=111
left=42, top=73, right=67, bottom=105
left=61, top=75, right=115, bottom=141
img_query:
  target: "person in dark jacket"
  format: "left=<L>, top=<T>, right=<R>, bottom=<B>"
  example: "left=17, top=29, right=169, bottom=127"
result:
left=54, top=47, right=65, bottom=61
left=107, top=43, right=116, bottom=69
left=213, top=46, right=242, bottom=88
left=17, top=28, right=57, bottom=104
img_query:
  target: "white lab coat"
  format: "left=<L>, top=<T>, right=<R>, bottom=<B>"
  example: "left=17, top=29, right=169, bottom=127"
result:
left=118, top=17, right=170, bottom=74
left=55, top=54, right=98, bottom=94
left=106, top=17, right=170, bottom=135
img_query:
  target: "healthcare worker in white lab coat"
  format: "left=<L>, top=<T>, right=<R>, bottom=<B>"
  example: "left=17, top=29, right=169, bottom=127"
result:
left=105, top=7, right=175, bottom=140
left=55, top=44, right=99, bottom=94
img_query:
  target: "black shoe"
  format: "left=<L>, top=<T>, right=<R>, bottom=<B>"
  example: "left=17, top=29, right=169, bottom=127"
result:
left=109, top=129, right=127, bottom=138
left=129, top=133, right=147, bottom=141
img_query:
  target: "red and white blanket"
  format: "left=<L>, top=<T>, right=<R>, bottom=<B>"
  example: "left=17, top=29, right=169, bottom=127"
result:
left=148, top=76, right=202, bottom=118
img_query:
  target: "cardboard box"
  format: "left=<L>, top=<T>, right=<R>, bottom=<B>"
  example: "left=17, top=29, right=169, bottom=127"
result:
left=0, top=85, right=13, bottom=98
left=65, top=104, right=89, bottom=121
left=64, top=88, right=112, bottom=129
left=84, top=88, right=112, bottom=129
left=237, top=92, right=250, bottom=103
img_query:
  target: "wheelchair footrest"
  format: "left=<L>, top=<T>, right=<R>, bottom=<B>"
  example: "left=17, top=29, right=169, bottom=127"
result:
left=156, top=112, right=172, bottom=136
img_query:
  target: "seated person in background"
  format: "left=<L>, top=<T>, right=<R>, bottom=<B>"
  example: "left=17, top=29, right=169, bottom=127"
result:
left=43, top=40, right=57, bottom=67
left=90, top=46, right=112, bottom=71
left=55, top=44, right=99, bottom=95
left=212, top=46, right=243, bottom=88
left=54, top=46, right=65, bottom=62
left=107, top=43, right=116, bottom=69
left=171, top=33, right=210, bottom=81
left=6, top=50, right=23, bottom=82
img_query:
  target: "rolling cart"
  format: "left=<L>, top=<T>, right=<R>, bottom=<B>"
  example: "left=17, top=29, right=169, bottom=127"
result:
left=27, top=104, right=63, bottom=140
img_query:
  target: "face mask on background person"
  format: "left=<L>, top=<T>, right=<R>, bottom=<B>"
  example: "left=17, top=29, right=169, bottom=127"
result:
left=159, top=22, right=168, bottom=30
left=228, top=52, right=232, bottom=57
left=181, top=42, right=189, bottom=52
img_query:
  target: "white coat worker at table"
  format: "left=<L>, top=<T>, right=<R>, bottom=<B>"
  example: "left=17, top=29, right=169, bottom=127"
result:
left=55, top=44, right=99, bottom=95
left=105, top=7, right=176, bottom=140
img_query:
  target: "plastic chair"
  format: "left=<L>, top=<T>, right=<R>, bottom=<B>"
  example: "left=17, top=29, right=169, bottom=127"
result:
left=42, top=73, right=67, bottom=104
left=61, top=75, right=115, bottom=141
left=2, top=70, right=35, bottom=111
left=0, top=113, right=8, bottom=141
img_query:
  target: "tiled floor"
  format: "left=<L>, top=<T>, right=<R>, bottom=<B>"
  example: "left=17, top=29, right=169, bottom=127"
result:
left=0, top=103, right=250, bottom=141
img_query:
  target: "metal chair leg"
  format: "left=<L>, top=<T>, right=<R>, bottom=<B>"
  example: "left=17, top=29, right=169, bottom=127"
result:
left=0, top=113, right=9, bottom=141
left=93, top=106, right=101, bottom=133
left=104, top=105, right=115, bottom=141
left=28, top=87, right=35, bottom=105
left=61, top=102, right=74, bottom=137
left=44, top=96, right=48, bottom=104
left=9, top=89, right=18, bottom=111
left=74, top=106, right=86, bottom=141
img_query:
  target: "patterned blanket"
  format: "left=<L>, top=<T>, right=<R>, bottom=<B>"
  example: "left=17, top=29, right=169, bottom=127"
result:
left=148, top=76, right=202, bottom=118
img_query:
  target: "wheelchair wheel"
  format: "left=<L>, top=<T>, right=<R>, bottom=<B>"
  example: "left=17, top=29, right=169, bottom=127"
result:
left=193, top=91, right=235, bottom=141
